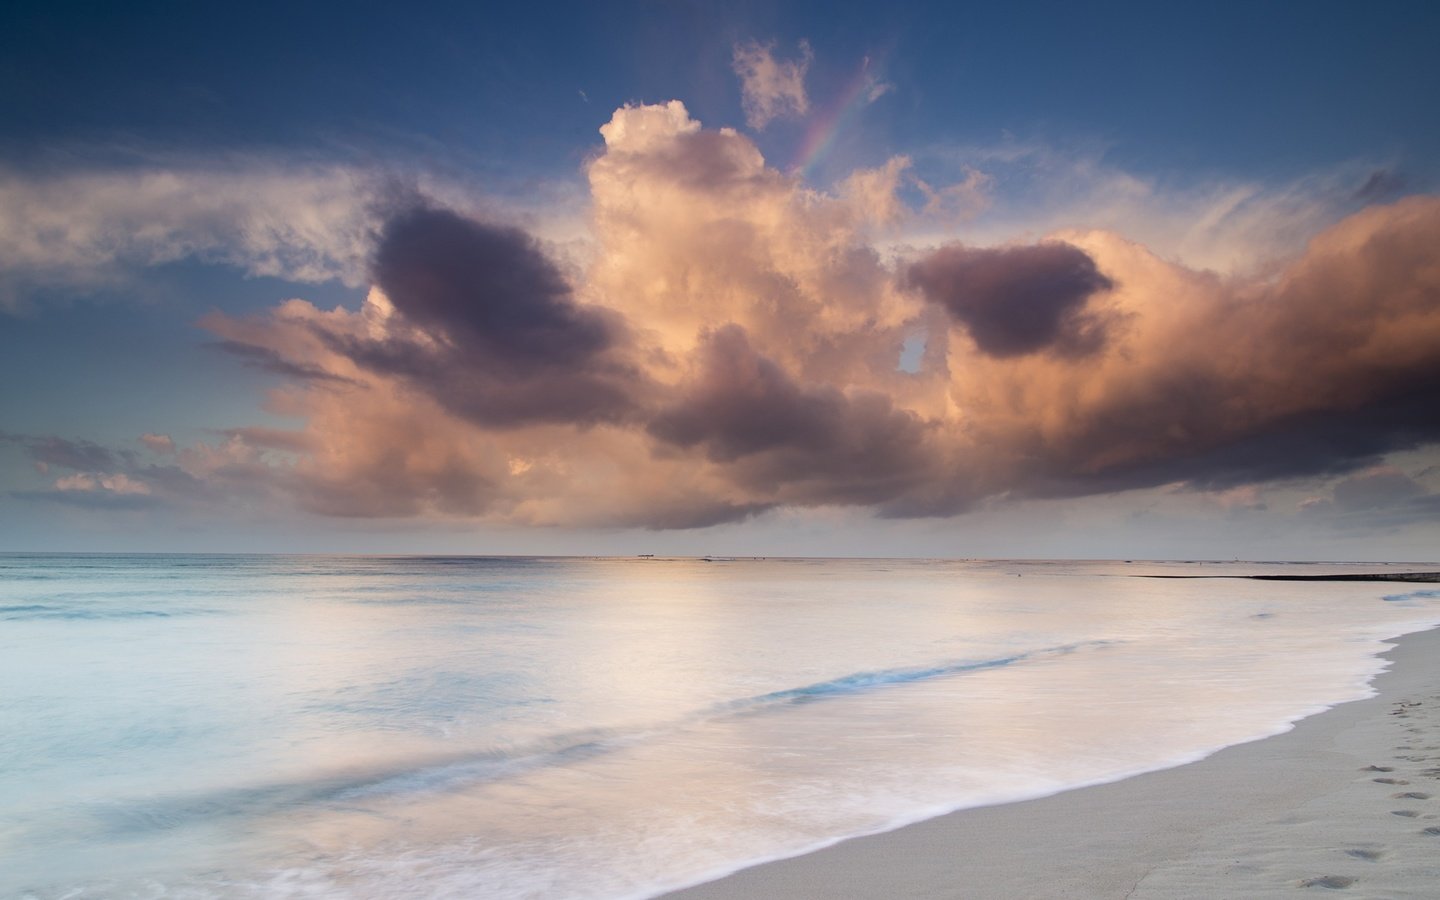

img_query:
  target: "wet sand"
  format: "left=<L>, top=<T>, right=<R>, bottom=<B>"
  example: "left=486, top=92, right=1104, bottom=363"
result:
left=666, top=626, right=1440, bottom=898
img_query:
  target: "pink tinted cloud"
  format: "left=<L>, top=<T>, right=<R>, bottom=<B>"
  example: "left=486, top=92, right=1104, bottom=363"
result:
left=158, top=102, right=1440, bottom=529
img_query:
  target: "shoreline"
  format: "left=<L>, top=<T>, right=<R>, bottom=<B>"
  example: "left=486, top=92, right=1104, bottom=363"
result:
left=665, top=625, right=1440, bottom=898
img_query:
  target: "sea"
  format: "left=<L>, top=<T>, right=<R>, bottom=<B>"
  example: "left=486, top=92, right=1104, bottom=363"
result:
left=2, top=554, right=1438, bottom=899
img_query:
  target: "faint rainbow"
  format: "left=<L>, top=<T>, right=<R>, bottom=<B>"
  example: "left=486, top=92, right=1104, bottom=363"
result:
left=790, top=55, right=889, bottom=177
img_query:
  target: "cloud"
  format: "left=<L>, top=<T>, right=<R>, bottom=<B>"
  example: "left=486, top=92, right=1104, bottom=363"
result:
left=52, top=473, right=96, bottom=491
left=952, top=196, right=1440, bottom=499
left=0, top=164, right=378, bottom=308
left=208, top=339, right=360, bottom=383
left=648, top=325, right=935, bottom=506
left=732, top=39, right=812, bottom=129
left=313, top=202, right=647, bottom=428
left=0, top=432, right=125, bottom=471
left=371, top=204, right=612, bottom=366
left=55, top=472, right=151, bottom=495
left=900, top=140, right=1410, bottom=277
left=216, top=427, right=311, bottom=453
left=907, top=241, right=1115, bottom=357
left=32, top=101, right=1440, bottom=534
left=1333, top=467, right=1426, bottom=511
left=10, top=468, right=159, bottom=511
left=139, top=433, right=176, bottom=455
left=1297, top=466, right=1439, bottom=532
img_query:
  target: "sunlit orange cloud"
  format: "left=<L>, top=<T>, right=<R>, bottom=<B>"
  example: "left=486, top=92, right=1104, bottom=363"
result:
left=194, top=101, right=1440, bottom=529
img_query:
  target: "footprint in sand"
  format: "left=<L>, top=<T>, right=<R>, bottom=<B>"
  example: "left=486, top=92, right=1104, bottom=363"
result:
left=1393, top=792, right=1432, bottom=799
left=1363, top=766, right=1395, bottom=772
left=1391, top=810, right=1421, bottom=817
left=1300, top=875, right=1356, bottom=889
left=1343, top=849, right=1387, bottom=862
left=1422, top=826, right=1440, bottom=836
left=1374, top=778, right=1409, bottom=784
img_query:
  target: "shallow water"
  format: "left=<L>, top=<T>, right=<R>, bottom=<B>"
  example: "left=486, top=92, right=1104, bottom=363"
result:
left=2, top=555, right=1437, bottom=898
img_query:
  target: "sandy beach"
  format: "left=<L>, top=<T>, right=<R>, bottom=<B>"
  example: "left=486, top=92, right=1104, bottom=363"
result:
left=668, top=625, right=1440, bottom=899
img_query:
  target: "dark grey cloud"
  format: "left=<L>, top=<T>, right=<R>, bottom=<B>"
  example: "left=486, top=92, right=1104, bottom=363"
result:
left=321, top=202, right=645, bottom=428
left=371, top=205, right=612, bottom=367
left=648, top=325, right=934, bottom=505
left=907, top=241, right=1114, bottom=357
left=1002, top=358, right=1440, bottom=506
left=0, top=432, right=127, bottom=471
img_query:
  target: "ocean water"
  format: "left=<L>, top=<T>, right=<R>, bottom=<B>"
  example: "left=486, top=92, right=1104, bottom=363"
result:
left=2, top=555, right=1438, bottom=899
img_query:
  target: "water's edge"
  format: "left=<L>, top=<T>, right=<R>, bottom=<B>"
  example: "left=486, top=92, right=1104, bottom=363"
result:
left=657, top=619, right=1440, bottom=899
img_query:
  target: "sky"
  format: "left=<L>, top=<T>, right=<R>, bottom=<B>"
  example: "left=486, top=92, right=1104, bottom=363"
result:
left=2, top=0, right=1439, bottom=559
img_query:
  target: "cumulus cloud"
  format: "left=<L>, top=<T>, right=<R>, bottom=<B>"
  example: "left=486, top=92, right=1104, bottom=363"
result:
left=732, top=39, right=813, bottom=129
left=24, top=101, right=1440, bottom=532
left=197, top=107, right=1440, bottom=527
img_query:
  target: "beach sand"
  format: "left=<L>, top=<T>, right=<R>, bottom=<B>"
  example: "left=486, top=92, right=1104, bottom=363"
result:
left=667, top=626, right=1440, bottom=898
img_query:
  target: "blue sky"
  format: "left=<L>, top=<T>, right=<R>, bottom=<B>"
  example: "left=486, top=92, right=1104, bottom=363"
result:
left=3, top=0, right=1439, bottom=557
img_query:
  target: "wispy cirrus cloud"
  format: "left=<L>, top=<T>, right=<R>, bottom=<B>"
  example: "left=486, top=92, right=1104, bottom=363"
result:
left=0, top=164, right=378, bottom=308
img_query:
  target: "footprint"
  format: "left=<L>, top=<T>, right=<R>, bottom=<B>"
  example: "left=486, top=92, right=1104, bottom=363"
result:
left=1374, top=778, right=1410, bottom=784
left=1343, top=849, right=1387, bottom=862
left=1394, top=792, right=1432, bottom=799
left=1391, top=810, right=1421, bottom=817
left=1364, top=766, right=1395, bottom=772
left=1301, top=875, right=1356, bottom=889
left=1423, top=827, right=1440, bottom=835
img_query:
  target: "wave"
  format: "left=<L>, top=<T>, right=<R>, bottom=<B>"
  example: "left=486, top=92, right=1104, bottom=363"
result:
left=67, top=641, right=1113, bottom=837
left=719, top=641, right=1111, bottom=710
left=1384, top=589, right=1440, bottom=603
